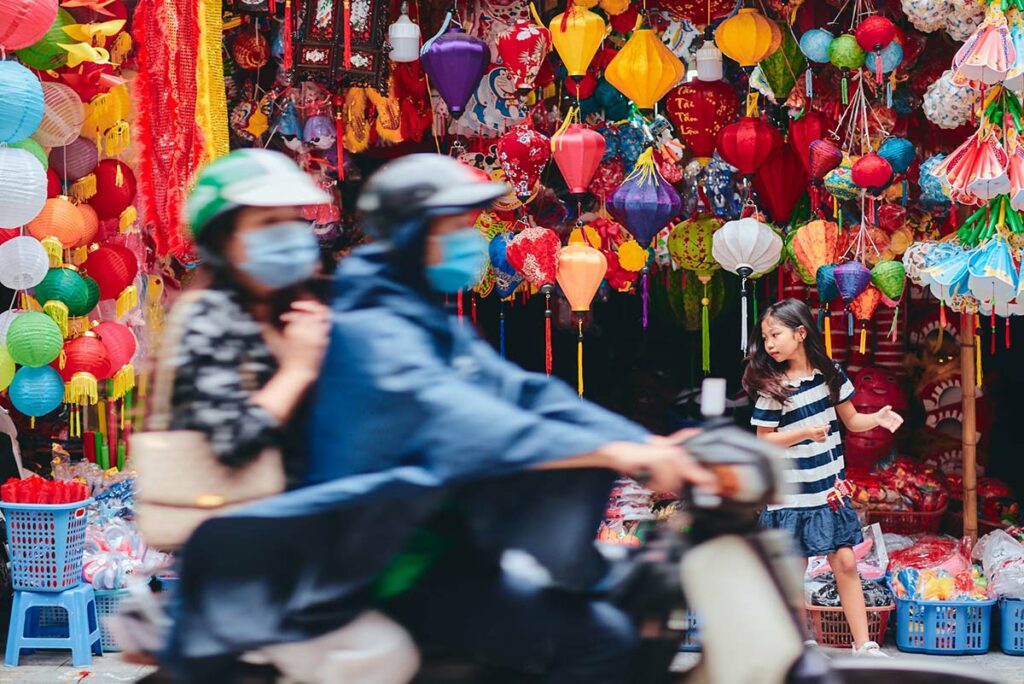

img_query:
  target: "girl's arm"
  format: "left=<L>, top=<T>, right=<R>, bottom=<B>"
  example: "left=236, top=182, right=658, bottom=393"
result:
left=836, top=401, right=904, bottom=433
left=756, top=425, right=828, bottom=447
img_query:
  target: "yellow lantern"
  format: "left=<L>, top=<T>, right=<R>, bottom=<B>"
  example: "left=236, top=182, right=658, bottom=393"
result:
left=714, top=8, right=775, bottom=67
left=604, top=26, right=686, bottom=111
left=549, top=5, right=607, bottom=78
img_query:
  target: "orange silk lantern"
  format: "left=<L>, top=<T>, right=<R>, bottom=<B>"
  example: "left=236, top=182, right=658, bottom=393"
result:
left=788, top=219, right=840, bottom=284
left=556, top=244, right=607, bottom=396
left=549, top=5, right=607, bottom=78
left=551, top=106, right=606, bottom=195
left=714, top=8, right=776, bottom=67
left=27, top=197, right=85, bottom=265
left=665, top=79, right=740, bottom=163
left=604, top=25, right=686, bottom=111
left=850, top=283, right=882, bottom=353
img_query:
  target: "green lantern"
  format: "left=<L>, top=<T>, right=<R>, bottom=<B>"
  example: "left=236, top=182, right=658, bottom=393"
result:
left=14, top=9, right=75, bottom=71
left=871, top=260, right=906, bottom=301
left=667, top=215, right=724, bottom=373
left=81, top=276, right=101, bottom=315
left=6, top=312, right=63, bottom=368
left=34, top=266, right=91, bottom=332
left=0, top=345, right=15, bottom=392
left=828, top=34, right=866, bottom=70
left=759, top=22, right=806, bottom=102
left=11, top=139, right=48, bottom=170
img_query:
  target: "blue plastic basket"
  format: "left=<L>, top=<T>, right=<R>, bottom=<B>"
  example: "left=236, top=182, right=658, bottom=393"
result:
left=678, top=610, right=701, bottom=652
left=0, top=500, right=92, bottom=592
left=894, top=596, right=995, bottom=655
left=1000, top=599, right=1024, bottom=656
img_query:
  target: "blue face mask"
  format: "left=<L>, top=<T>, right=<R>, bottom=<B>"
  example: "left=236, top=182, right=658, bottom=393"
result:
left=239, top=221, right=321, bottom=290
left=425, top=228, right=488, bottom=294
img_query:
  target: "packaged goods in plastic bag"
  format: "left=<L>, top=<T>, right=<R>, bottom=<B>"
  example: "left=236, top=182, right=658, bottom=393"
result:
left=807, top=524, right=888, bottom=580
left=973, top=529, right=1024, bottom=599
left=808, top=574, right=893, bottom=607
left=887, top=534, right=969, bottom=575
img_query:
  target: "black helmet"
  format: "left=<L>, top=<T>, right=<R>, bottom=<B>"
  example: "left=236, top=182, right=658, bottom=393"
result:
left=356, top=154, right=509, bottom=239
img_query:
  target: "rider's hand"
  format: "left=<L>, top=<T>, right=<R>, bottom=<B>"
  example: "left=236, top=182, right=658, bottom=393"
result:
left=278, top=300, right=331, bottom=379
left=601, top=441, right=717, bottom=494
left=648, top=428, right=702, bottom=446
left=804, top=424, right=830, bottom=443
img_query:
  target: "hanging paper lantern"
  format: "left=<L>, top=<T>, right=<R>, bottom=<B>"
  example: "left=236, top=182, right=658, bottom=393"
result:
left=657, top=0, right=734, bottom=25
left=605, top=27, right=686, bottom=111
left=88, top=159, right=136, bottom=220
left=716, top=117, right=781, bottom=176
left=28, top=197, right=85, bottom=255
left=47, top=167, right=62, bottom=198
left=33, top=82, right=85, bottom=149
left=0, top=345, right=14, bottom=392
left=789, top=219, right=840, bottom=285
left=388, top=4, right=422, bottom=63
left=871, top=260, right=906, bottom=303
left=551, top=112, right=605, bottom=195
left=77, top=204, right=100, bottom=247
left=11, top=139, right=47, bottom=172
left=833, top=261, right=873, bottom=304
left=715, top=8, right=776, bottom=67
left=817, top=264, right=840, bottom=303
left=923, top=70, right=973, bottom=130
left=0, top=310, right=23, bottom=347
left=506, top=226, right=561, bottom=288
left=759, top=22, right=807, bottom=102
left=851, top=153, right=894, bottom=193
left=13, top=8, right=74, bottom=70
left=878, top=42, right=904, bottom=75
left=824, top=157, right=861, bottom=201
left=789, top=111, right=834, bottom=174
left=828, top=34, right=867, bottom=69
left=753, top=143, right=808, bottom=225
left=59, top=333, right=111, bottom=405
left=49, top=136, right=99, bottom=182
left=549, top=5, right=606, bottom=79
left=6, top=311, right=63, bottom=367
left=665, top=79, right=740, bottom=163
left=588, top=157, right=625, bottom=198
left=496, top=21, right=551, bottom=94
left=9, top=365, right=65, bottom=419
left=91, top=319, right=136, bottom=397
left=856, top=16, right=897, bottom=54
left=0, top=0, right=59, bottom=50
left=0, top=147, right=47, bottom=227
left=0, top=61, right=45, bottom=144
left=968, top=236, right=1018, bottom=306
left=609, top=149, right=683, bottom=247
left=419, top=24, right=490, bottom=118
left=799, top=28, right=834, bottom=63
left=233, top=30, right=270, bottom=70
left=488, top=233, right=524, bottom=297
left=877, top=137, right=915, bottom=175
left=0, top=236, right=49, bottom=290
left=808, top=139, right=844, bottom=180
left=81, top=245, right=138, bottom=300
left=35, top=266, right=91, bottom=320
left=849, top=284, right=882, bottom=350
left=496, top=123, right=551, bottom=201
left=668, top=215, right=723, bottom=275
left=713, top=217, right=783, bottom=347
left=557, top=244, right=607, bottom=312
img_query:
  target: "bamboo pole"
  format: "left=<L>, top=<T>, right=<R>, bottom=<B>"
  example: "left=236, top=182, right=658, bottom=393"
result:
left=961, top=313, right=978, bottom=545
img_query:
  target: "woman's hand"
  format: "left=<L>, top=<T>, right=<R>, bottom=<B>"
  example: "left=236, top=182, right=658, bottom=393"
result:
left=278, top=300, right=332, bottom=380
left=803, top=424, right=830, bottom=443
left=874, top=405, right=904, bottom=433
left=601, top=441, right=717, bottom=494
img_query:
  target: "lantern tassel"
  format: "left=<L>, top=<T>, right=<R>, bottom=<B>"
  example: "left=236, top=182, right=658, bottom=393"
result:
left=642, top=269, right=649, bottom=329
left=841, top=76, right=849, bottom=105
left=499, top=300, right=506, bottom=359
left=875, top=52, right=883, bottom=84
left=335, top=96, right=346, bottom=182
left=67, top=373, right=99, bottom=406
left=41, top=237, right=64, bottom=267
left=545, top=293, right=552, bottom=376
left=817, top=306, right=825, bottom=332
left=116, top=286, right=138, bottom=319
left=1006, top=315, right=1011, bottom=349
left=43, top=301, right=69, bottom=337
left=939, top=300, right=947, bottom=344
left=976, top=325, right=983, bottom=388
left=805, top=69, right=813, bottom=99
left=740, top=277, right=748, bottom=351
left=69, top=175, right=97, bottom=202
left=457, top=290, right=464, bottom=323
left=991, top=310, right=996, bottom=355
left=283, top=0, right=293, bottom=72
left=343, top=0, right=352, bottom=68
left=889, top=306, right=899, bottom=343
left=113, top=364, right=136, bottom=400
left=471, top=292, right=478, bottom=324
left=577, top=316, right=584, bottom=398
left=859, top=325, right=867, bottom=355
left=701, top=282, right=711, bottom=374
left=119, top=206, right=138, bottom=233
left=824, top=313, right=833, bottom=358
left=847, top=311, right=854, bottom=338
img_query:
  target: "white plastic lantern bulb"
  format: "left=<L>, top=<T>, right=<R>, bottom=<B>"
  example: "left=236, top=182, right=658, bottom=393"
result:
left=389, top=3, right=421, bottom=63
left=696, top=42, right=724, bottom=82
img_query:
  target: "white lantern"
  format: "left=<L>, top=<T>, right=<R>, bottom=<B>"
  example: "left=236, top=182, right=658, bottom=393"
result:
left=0, top=236, right=50, bottom=290
left=34, top=82, right=85, bottom=148
left=712, top=217, right=783, bottom=348
left=389, top=3, right=421, bottom=63
left=0, top=147, right=47, bottom=227
left=0, top=309, right=22, bottom=345
left=696, top=42, right=724, bottom=82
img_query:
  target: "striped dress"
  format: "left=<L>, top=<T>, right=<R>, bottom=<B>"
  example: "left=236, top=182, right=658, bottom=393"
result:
left=751, top=364, right=855, bottom=511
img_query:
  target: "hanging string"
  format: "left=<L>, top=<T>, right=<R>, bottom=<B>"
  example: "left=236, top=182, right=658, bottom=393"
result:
left=577, top=316, right=584, bottom=398
left=499, top=299, right=506, bottom=358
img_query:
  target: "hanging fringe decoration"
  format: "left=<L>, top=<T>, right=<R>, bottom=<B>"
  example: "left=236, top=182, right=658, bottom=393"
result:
left=41, top=237, right=63, bottom=267
left=116, top=286, right=138, bottom=320
left=119, top=206, right=138, bottom=233
left=939, top=300, right=947, bottom=345
left=544, top=290, right=553, bottom=376
left=1006, top=316, right=1011, bottom=349
left=739, top=276, right=748, bottom=351
left=847, top=310, right=854, bottom=337
left=701, top=280, right=711, bottom=374
left=282, top=0, right=294, bottom=72
left=335, top=94, right=346, bottom=181
left=457, top=290, right=464, bottom=323
left=112, top=364, right=136, bottom=400
left=44, top=301, right=69, bottom=337
left=343, top=0, right=352, bottom=67
left=577, top=316, right=584, bottom=397
left=66, top=374, right=99, bottom=406
left=859, top=324, right=867, bottom=354
left=824, top=313, right=833, bottom=358
left=805, top=69, right=813, bottom=99
left=817, top=306, right=825, bottom=332
left=471, top=292, right=478, bottom=324
left=888, top=305, right=899, bottom=343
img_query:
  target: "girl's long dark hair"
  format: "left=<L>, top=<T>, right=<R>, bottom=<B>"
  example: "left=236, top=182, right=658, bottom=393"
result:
left=742, top=298, right=842, bottom=405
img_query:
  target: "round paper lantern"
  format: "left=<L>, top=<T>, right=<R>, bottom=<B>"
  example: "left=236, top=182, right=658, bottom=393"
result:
left=715, top=8, right=776, bottom=67
left=495, top=21, right=551, bottom=93
left=668, top=215, right=723, bottom=275
left=552, top=119, right=606, bottom=195
left=9, top=365, right=65, bottom=418
left=420, top=26, right=490, bottom=118
left=877, top=137, right=915, bottom=175
left=851, top=153, right=893, bottom=193
left=76, top=203, right=99, bottom=247
left=88, top=159, right=137, bottom=220
left=828, top=34, right=867, bottom=69
left=800, top=28, right=834, bottom=63
left=609, top=149, right=683, bottom=247
left=665, top=79, right=740, bottom=163
left=0, top=61, right=45, bottom=144
left=47, top=166, right=61, bottom=198
left=0, top=236, right=49, bottom=290
left=35, top=266, right=91, bottom=317
left=232, top=30, right=270, bottom=70
left=81, top=245, right=138, bottom=299
left=878, top=41, right=903, bottom=75
left=0, top=310, right=23, bottom=346
left=13, top=8, right=74, bottom=70
left=549, top=5, right=606, bottom=78
left=28, top=196, right=85, bottom=248
left=605, top=28, right=686, bottom=111
left=59, top=333, right=111, bottom=404
left=92, top=320, right=136, bottom=370
left=6, top=311, right=63, bottom=367
left=716, top=117, right=781, bottom=176
left=0, top=345, right=14, bottom=392
left=81, top=275, right=100, bottom=313
left=34, top=81, right=85, bottom=148
left=49, top=137, right=99, bottom=182
left=0, top=0, right=60, bottom=50
left=856, top=15, right=896, bottom=53
left=557, top=244, right=607, bottom=312
left=0, top=147, right=47, bottom=227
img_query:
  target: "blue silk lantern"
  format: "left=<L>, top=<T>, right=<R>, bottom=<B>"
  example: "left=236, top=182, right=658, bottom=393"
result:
left=878, top=137, right=915, bottom=175
left=879, top=42, right=903, bottom=74
left=799, top=29, right=834, bottom=64
left=0, top=61, right=45, bottom=144
left=420, top=14, right=489, bottom=119
left=489, top=233, right=523, bottom=297
left=967, top=236, right=1018, bottom=306
left=9, top=365, right=64, bottom=420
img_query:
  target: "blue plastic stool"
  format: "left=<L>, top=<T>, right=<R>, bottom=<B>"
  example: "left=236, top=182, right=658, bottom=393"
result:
left=5, top=584, right=103, bottom=667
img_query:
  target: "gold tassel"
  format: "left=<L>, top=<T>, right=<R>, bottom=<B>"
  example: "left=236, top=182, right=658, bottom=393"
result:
left=577, top=317, right=584, bottom=398
left=116, top=285, right=138, bottom=319
left=112, top=364, right=136, bottom=400
left=41, top=237, right=64, bottom=267
left=115, top=163, right=124, bottom=187
left=43, top=301, right=69, bottom=336
left=119, top=206, right=137, bottom=233
left=860, top=325, right=867, bottom=354
left=824, top=314, right=833, bottom=358
left=976, top=326, right=983, bottom=387
left=69, top=174, right=97, bottom=202
left=67, top=373, right=99, bottom=406
left=104, top=121, right=130, bottom=157
left=69, top=316, right=90, bottom=337
left=70, top=246, right=89, bottom=265
left=109, top=32, right=132, bottom=65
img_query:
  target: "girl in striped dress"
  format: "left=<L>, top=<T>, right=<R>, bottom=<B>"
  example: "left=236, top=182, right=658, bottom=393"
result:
left=743, top=299, right=903, bottom=656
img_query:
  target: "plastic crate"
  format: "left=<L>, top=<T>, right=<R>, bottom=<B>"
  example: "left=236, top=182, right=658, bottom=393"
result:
left=805, top=604, right=894, bottom=648
left=894, top=597, right=995, bottom=655
left=95, top=589, right=130, bottom=652
left=677, top=610, right=701, bottom=652
left=0, top=500, right=92, bottom=592
left=1000, top=599, right=1024, bottom=656
left=864, top=507, right=946, bottom=535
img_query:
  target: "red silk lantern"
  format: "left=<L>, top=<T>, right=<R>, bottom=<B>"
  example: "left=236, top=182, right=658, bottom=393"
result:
left=495, top=21, right=551, bottom=94
left=753, top=143, right=808, bottom=224
left=232, top=30, right=270, bottom=70
left=551, top=113, right=605, bottom=195
left=507, top=226, right=561, bottom=287
left=808, top=139, right=844, bottom=179
left=59, top=333, right=111, bottom=407
left=88, top=159, right=136, bottom=220
left=851, top=153, right=893, bottom=193
left=657, top=0, right=734, bottom=24
left=855, top=16, right=896, bottom=53
left=81, top=245, right=138, bottom=300
left=716, top=117, right=781, bottom=176
left=789, top=110, right=834, bottom=174
left=497, top=123, right=551, bottom=200
left=665, top=79, right=740, bottom=162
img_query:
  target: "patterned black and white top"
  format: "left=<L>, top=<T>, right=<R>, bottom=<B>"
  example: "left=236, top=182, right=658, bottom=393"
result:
left=167, top=287, right=290, bottom=471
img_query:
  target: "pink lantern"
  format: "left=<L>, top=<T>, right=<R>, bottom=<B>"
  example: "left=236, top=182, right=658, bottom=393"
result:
left=0, top=0, right=59, bottom=51
left=551, top=110, right=605, bottom=195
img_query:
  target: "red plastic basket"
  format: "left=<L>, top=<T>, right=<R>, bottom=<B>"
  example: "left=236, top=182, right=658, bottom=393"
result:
left=864, top=506, right=947, bottom=535
left=805, top=604, right=894, bottom=648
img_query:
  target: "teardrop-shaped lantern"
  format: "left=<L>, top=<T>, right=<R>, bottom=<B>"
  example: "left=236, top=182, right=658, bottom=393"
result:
left=496, top=20, right=551, bottom=94
left=665, top=79, right=740, bottom=163
left=497, top=123, right=551, bottom=200
left=604, top=26, right=686, bottom=111
left=557, top=244, right=608, bottom=312
left=833, top=261, right=872, bottom=304
left=419, top=18, right=490, bottom=119
left=716, top=117, right=781, bottom=176
left=549, top=5, right=607, bottom=79
left=788, top=111, right=834, bottom=174
left=551, top=107, right=606, bottom=195
left=608, top=148, right=683, bottom=247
